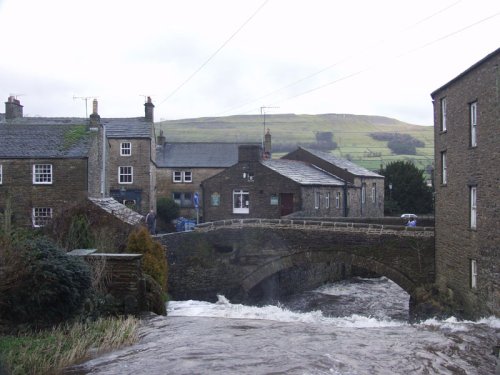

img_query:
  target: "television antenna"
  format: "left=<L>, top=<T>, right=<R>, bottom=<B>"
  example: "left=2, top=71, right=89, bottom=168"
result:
left=73, top=96, right=96, bottom=118
left=260, top=106, right=279, bottom=147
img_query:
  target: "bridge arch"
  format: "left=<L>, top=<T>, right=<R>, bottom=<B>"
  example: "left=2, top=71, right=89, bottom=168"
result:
left=240, top=250, right=417, bottom=300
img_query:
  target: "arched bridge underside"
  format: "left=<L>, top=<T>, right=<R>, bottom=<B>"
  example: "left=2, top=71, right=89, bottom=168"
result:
left=158, top=219, right=434, bottom=304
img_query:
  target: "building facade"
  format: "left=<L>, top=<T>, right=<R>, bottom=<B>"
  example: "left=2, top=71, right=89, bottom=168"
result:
left=0, top=96, right=156, bottom=228
left=156, top=140, right=264, bottom=219
left=201, top=145, right=378, bottom=222
left=283, top=147, right=385, bottom=217
left=431, top=48, right=499, bottom=318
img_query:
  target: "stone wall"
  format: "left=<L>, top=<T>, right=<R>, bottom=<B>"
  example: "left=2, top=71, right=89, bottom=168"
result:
left=201, top=161, right=302, bottom=221
left=432, top=49, right=499, bottom=318
left=0, top=158, right=88, bottom=227
left=159, top=223, right=434, bottom=306
left=156, top=167, right=224, bottom=219
left=107, top=138, right=153, bottom=215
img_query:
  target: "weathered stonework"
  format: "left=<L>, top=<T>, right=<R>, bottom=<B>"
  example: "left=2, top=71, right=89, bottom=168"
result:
left=0, top=158, right=89, bottom=227
left=431, top=48, right=499, bottom=318
left=158, top=221, right=435, bottom=316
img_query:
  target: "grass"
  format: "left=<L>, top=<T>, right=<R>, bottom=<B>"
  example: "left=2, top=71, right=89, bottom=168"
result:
left=157, top=113, right=434, bottom=173
left=0, top=316, right=139, bottom=375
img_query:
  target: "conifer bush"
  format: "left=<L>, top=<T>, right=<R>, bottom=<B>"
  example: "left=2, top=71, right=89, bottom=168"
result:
left=0, top=236, right=91, bottom=327
left=125, top=226, right=168, bottom=293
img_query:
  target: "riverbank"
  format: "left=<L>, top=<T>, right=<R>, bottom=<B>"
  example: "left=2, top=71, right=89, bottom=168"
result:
left=0, top=316, right=139, bottom=375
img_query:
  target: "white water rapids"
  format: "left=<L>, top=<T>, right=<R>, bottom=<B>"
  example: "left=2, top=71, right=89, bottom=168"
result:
left=67, top=277, right=499, bottom=374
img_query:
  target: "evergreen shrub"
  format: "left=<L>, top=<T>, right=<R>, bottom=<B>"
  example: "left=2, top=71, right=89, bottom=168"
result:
left=0, top=236, right=91, bottom=327
left=125, top=226, right=168, bottom=293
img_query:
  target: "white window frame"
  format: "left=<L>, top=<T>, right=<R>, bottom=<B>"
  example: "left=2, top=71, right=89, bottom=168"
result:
left=184, top=171, right=192, bottom=183
left=120, top=142, right=132, bottom=156
left=32, top=207, right=52, bottom=227
left=173, top=170, right=192, bottom=183
left=33, top=164, right=53, bottom=184
left=470, top=259, right=477, bottom=289
left=470, top=186, right=477, bottom=229
left=233, top=190, right=249, bottom=214
left=440, top=98, right=447, bottom=132
left=361, top=184, right=366, bottom=205
left=470, top=101, right=477, bottom=147
left=441, top=151, right=447, bottom=185
left=336, top=192, right=341, bottom=209
left=118, top=166, right=133, bottom=184
left=371, top=183, right=376, bottom=203
left=325, top=192, right=330, bottom=209
left=0, top=164, right=2, bottom=184
left=314, top=192, right=320, bottom=209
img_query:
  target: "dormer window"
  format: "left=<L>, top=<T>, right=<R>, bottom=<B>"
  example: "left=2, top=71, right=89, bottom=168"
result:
left=121, top=142, right=132, bottom=156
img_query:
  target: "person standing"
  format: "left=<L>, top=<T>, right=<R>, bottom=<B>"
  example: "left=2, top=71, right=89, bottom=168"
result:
left=146, top=209, right=156, bottom=235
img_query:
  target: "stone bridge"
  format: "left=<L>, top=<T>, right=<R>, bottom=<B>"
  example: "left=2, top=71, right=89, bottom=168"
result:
left=158, top=218, right=434, bottom=310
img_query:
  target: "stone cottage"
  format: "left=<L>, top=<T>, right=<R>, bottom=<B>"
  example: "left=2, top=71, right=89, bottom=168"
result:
left=0, top=96, right=156, bottom=228
left=201, top=144, right=383, bottom=221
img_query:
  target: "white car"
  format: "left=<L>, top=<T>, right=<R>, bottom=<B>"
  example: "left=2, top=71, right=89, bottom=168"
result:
left=401, top=213, right=418, bottom=220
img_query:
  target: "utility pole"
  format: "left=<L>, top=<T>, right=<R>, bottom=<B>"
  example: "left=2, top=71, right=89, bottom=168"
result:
left=73, top=96, right=95, bottom=118
left=260, top=106, right=279, bottom=148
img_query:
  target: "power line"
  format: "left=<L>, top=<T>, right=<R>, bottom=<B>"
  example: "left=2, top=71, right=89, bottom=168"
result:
left=215, top=6, right=498, bottom=117
left=158, top=0, right=269, bottom=106
left=265, top=10, right=500, bottom=110
left=214, top=1, right=465, bottom=116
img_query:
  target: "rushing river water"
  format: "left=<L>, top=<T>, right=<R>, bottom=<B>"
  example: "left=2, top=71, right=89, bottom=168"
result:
left=68, top=277, right=499, bottom=374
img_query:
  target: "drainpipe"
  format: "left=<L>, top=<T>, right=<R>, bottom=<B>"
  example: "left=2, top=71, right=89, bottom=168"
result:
left=101, top=124, right=106, bottom=197
left=343, top=179, right=348, bottom=217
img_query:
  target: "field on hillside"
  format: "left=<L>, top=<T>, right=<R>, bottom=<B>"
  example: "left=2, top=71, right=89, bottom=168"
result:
left=157, top=113, right=434, bottom=174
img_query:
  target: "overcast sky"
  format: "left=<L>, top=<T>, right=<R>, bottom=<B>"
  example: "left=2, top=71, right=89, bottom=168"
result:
left=0, top=0, right=498, bottom=124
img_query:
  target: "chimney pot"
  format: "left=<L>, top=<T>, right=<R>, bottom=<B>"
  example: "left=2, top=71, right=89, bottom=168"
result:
left=145, top=96, right=155, bottom=121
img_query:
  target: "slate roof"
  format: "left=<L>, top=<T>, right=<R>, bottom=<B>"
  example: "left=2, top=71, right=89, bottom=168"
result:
left=156, top=142, right=258, bottom=168
left=299, top=147, right=383, bottom=178
left=88, top=197, right=144, bottom=226
left=0, top=117, right=93, bottom=158
left=102, top=118, right=152, bottom=138
left=262, top=159, right=345, bottom=186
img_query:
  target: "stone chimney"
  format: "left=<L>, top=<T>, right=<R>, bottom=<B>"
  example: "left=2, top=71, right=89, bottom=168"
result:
left=144, top=96, right=154, bottom=121
left=263, top=128, right=272, bottom=159
left=5, top=96, right=23, bottom=119
left=89, top=99, right=100, bottom=128
left=238, top=144, right=262, bottom=163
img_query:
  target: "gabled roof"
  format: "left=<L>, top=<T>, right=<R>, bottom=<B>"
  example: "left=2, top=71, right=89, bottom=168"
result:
left=298, top=147, right=383, bottom=178
left=262, top=159, right=345, bottom=186
left=156, top=142, right=258, bottom=168
left=103, top=117, right=153, bottom=138
left=0, top=117, right=93, bottom=158
left=431, top=47, right=500, bottom=97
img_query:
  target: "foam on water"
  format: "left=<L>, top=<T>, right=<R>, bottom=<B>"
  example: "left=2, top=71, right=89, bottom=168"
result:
left=167, top=294, right=406, bottom=328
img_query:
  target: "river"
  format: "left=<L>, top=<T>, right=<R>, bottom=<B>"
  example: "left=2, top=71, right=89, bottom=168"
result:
left=68, top=277, right=499, bottom=374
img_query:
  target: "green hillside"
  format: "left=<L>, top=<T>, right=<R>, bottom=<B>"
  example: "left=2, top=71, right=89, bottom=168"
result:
left=157, top=113, right=434, bottom=174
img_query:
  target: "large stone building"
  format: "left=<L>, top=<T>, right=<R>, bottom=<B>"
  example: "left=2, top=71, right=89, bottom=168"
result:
left=0, top=96, right=156, bottom=228
left=201, top=145, right=384, bottom=221
left=431, top=48, right=499, bottom=318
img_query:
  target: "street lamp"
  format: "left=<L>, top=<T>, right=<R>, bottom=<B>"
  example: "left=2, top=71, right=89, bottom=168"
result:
left=388, top=183, right=393, bottom=200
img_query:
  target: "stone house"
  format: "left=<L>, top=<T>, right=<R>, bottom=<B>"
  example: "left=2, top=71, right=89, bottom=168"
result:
left=103, top=97, right=157, bottom=214
left=283, top=147, right=385, bottom=217
left=431, top=47, right=499, bottom=318
left=156, top=141, right=262, bottom=219
left=0, top=96, right=156, bottom=228
left=201, top=145, right=381, bottom=222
